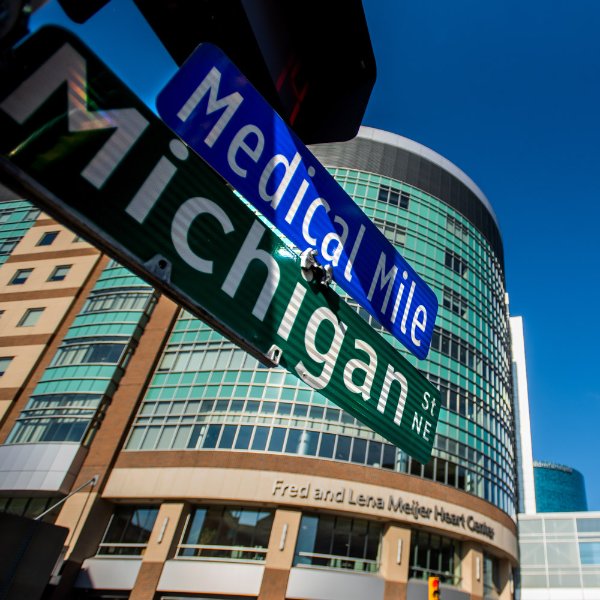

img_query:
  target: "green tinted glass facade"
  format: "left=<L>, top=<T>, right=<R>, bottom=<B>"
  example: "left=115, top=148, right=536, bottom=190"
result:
left=7, top=261, right=156, bottom=446
left=125, top=129, right=517, bottom=517
left=534, top=462, right=588, bottom=512
left=0, top=197, right=40, bottom=265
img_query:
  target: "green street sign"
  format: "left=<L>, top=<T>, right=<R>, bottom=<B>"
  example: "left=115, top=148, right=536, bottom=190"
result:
left=0, top=27, right=441, bottom=463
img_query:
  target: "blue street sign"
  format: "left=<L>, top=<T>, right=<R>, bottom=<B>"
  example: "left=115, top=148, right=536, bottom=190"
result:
left=157, top=44, right=438, bottom=359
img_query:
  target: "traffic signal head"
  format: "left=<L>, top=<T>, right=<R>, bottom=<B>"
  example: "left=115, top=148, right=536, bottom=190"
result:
left=132, top=0, right=376, bottom=144
left=428, top=576, right=440, bottom=600
left=52, top=0, right=376, bottom=144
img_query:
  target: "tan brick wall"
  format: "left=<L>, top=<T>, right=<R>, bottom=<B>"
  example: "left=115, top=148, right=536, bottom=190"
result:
left=114, top=451, right=517, bottom=535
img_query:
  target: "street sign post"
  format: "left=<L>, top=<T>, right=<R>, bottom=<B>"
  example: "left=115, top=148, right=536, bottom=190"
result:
left=0, top=27, right=440, bottom=463
left=157, top=43, right=439, bottom=360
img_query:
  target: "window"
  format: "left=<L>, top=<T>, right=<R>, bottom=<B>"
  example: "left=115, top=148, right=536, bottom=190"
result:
left=82, top=291, right=151, bottom=313
left=97, top=505, right=159, bottom=556
left=9, top=268, right=32, bottom=285
left=580, top=542, right=600, bottom=565
left=51, top=340, right=127, bottom=367
left=36, top=231, right=59, bottom=246
left=442, top=286, right=468, bottom=318
left=17, top=307, right=44, bottom=327
left=430, top=376, right=479, bottom=419
left=295, top=514, right=382, bottom=572
left=0, top=496, right=60, bottom=522
left=178, top=506, right=274, bottom=561
left=47, top=265, right=70, bottom=282
left=410, top=531, right=460, bottom=584
left=7, top=393, right=103, bottom=444
left=373, top=217, right=406, bottom=247
left=378, top=184, right=410, bottom=209
left=444, top=249, right=468, bottom=277
left=519, top=541, right=546, bottom=566
left=577, top=518, right=600, bottom=534
left=0, top=237, right=20, bottom=256
left=431, top=326, right=487, bottom=377
left=483, top=554, right=500, bottom=594
left=0, top=357, right=13, bottom=376
left=446, top=215, right=470, bottom=241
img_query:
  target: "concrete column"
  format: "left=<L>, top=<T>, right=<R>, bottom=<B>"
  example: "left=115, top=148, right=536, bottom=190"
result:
left=258, top=509, right=302, bottom=600
left=380, top=524, right=411, bottom=600
left=498, top=558, right=514, bottom=600
left=129, top=502, right=189, bottom=600
left=461, top=542, right=484, bottom=600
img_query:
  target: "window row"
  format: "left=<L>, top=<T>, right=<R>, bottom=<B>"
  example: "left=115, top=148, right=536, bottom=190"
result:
left=126, top=420, right=515, bottom=513
left=520, top=517, right=600, bottom=537
left=0, top=306, right=46, bottom=328
left=7, top=391, right=110, bottom=445
left=442, top=285, right=468, bottom=318
left=377, top=184, right=410, bottom=209
left=0, top=495, right=59, bottom=523
left=97, top=504, right=499, bottom=590
left=0, top=230, right=82, bottom=248
left=430, top=327, right=510, bottom=394
left=372, top=216, right=406, bottom=247
left=333, top=167, right=504, bottom=282
left=444, top=249, right=468, bottom=277
left=51, top=338, right=128, bottom=367
left=158, top=346, right=259, bottom=373
left=179, top=506, right=273, bottom=561
left=445, top=215, right=470, bottom=243
left=82, top=290, right=152, bottom=314
left=433, top=375, right=514, bottom=434
left=9, top=264, right=71, bottom=285
left=0, top=237, right=20, bottom=256
left=128, top=422, right=398, bottom=469
left=138, top=397, right=358, bottom=425
left=0, top=205, right=39, bottom=224
left=410, top=530, right=460, bottom=584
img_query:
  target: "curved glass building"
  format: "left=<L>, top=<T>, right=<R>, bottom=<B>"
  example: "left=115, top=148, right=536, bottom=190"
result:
left=534, top=461, right=588, bottom=513
left=311, top=128, right=516, bottom=517
left=0, top=128, right=518, bottom=599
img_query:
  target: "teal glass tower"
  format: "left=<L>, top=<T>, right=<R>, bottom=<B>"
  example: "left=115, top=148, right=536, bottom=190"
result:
left=534, top=461, right=588, bottom=512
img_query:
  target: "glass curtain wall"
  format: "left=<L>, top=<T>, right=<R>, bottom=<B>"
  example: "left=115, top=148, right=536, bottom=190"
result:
left=0, top=197, right=40, bottom=265
left=126, top=164, right=516, bottom=516
left=7, top=262, right=156, bottom=446
left=519, top=514, right=600, bottom=590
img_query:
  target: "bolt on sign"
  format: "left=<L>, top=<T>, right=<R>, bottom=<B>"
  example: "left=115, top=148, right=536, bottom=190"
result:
left=0, top=27, right=441, bottom=463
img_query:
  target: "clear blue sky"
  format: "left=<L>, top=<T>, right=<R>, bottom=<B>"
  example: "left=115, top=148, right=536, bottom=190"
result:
left=30, top=0, right=600, bottom=509
left=360, top=0, right=600, bottom=511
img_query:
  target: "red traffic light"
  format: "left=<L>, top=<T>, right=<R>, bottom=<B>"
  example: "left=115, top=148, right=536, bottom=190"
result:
left=428, top=576, right=441, bottom=600
left=132, top=0, right=376, bottom=144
